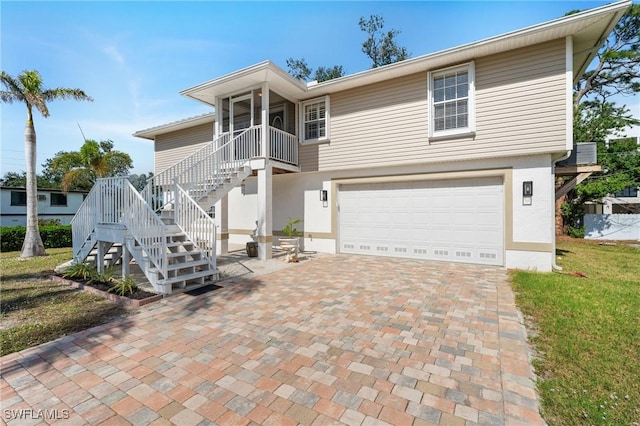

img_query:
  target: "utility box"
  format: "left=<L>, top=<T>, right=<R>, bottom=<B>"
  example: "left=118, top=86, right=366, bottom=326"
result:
left=558, top=142, right=598, bottom=166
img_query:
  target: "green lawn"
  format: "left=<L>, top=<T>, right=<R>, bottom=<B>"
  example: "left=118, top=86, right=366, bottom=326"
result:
left=511, top=238, right=640, bottom=425
left=0, top=248, right=128, bottom=356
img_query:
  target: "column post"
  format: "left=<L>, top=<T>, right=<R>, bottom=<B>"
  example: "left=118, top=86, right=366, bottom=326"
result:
left=219, top=196, right=229, bottom=255
left=257, top=164, right=273, bottom=260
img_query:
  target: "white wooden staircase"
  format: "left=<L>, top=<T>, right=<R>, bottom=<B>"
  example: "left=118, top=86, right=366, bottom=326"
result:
left=71, top=129, right=256, bottom=295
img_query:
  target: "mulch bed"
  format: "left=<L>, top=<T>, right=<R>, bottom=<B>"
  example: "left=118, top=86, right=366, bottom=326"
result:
left=51, top=275, right=163, bottom=307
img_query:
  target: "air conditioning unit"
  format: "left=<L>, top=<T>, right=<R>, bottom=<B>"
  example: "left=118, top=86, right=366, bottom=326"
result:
left=37, top=194, right=47, bottom=201
left=558, top=142, right=597, bottom=166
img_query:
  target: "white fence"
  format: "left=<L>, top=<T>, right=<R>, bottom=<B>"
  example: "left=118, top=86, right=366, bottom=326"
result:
left=584, top=214, right=640, bottom=240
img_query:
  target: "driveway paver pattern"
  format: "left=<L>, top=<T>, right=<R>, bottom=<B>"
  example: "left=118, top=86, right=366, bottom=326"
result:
left=1, top=255, right=544, bottom=425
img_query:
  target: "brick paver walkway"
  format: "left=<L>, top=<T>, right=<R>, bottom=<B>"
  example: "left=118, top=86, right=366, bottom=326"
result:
left=1, top=255, right=544, bottom=425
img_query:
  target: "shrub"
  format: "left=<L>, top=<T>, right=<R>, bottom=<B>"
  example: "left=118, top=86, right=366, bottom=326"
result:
left=568, top=225, right=586, bottom=239
left=0, top=225, right=72, bottom=252
left=109, top=276, right=138, bottom=296
left=62, top=263, right=95, bottom=281
left=88, top=267, right=114, bottom=285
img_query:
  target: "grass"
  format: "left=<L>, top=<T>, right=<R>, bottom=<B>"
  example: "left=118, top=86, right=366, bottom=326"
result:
left=511, top=238, right=640, bottom=425
left=0, top=248, right=128, bottom=356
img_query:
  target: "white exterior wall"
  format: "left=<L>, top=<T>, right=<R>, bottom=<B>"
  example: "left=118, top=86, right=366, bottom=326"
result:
left=0, top=189, right=86, bottom=226
left=223, top=154, right=554, bottom=270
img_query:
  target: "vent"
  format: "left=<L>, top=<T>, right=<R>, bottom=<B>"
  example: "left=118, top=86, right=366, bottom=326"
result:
left=480, top=252, right=497, bottom=259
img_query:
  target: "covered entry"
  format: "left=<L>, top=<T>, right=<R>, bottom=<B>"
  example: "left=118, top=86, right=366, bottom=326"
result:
left=338, top=176, right=504, bottom=265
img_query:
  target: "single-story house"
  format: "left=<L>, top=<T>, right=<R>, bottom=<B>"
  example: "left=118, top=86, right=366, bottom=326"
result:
left=72, top=1, right=631, bottom=294
left=1, top=186, right=87, bottom=227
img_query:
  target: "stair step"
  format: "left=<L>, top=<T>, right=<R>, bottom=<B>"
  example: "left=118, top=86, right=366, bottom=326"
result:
left=167, top=259, right=211, bottom=271
left=166, top=241, right=194, bottom=249
left=166, top=251, right=202, bottom=260
left=161, top=269, right=219, bottom=286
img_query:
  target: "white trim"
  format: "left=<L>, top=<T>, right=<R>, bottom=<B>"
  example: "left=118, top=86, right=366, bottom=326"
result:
left=300, top=95, right=331, bottom=144
left=566, top=35, right=574, bottom=151
left=428, top=62, right=476, bottom=139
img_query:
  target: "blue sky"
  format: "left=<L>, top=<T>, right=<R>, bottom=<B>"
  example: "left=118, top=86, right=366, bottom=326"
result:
left=1, top=1, right=637, bottom=176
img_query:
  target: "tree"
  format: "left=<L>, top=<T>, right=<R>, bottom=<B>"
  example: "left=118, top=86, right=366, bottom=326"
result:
left=128, top=172, right=154, bottom=192
left=286, top=58, right=345, bottom=83
left=286, top=14, right=410, bottom=82
left=572, top=5, right=639, bottom=108
left=0, top=171, right=58, bottom=189
left=359, top=15, right=410, bottom=68
left=0, top=70, right=92, bottom=258
left=560, top=5, right=640, bottom=233
left=48, top=139, right=133, bottom=192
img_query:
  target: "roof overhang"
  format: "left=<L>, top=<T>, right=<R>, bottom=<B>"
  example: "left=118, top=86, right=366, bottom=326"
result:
left=140, top=0, right=630, bottom=137
left=133, top=112, right=215, bottom=140
left=180, top=1, right=629, bottom=105
left=305, top=0, right=630, bottom=97
left=181, top=61, right=308, bottom=106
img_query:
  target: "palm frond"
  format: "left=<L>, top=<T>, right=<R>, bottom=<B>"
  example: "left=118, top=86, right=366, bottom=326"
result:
left=43, top=88, right=93, bottom=103
left=0, top=71, right=26, bottom=103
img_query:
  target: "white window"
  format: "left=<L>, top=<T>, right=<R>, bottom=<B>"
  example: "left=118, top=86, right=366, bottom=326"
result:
left=429, top=62, right=475, bottom=138
left=300, top=96, right=330, bottom=143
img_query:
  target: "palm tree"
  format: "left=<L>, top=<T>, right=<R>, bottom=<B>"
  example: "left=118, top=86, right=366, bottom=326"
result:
left=0, top=70, right=93, bottom=258
left=51, top=139, right=133, bottom=192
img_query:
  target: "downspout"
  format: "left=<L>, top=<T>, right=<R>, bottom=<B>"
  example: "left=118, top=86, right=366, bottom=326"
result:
left=552, top=35, right=574, bottom=272
left=552, top=151, right=572, bottom=271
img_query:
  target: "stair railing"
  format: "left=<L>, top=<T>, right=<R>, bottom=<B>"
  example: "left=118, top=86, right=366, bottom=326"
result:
left=71, top=178, right=168, bottom=282
left=120, top=178, right=168, bottom=281
left=140, top=131, right=232, bottom=211
left=177, top=126, right=260, bottom=200
left=71, top=182, right=100, bottom=262
left=174, top=184, right=217, bottom=271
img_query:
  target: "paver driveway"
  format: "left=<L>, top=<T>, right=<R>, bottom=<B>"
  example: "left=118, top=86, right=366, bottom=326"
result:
left=1, top=255, right=544, bottom=425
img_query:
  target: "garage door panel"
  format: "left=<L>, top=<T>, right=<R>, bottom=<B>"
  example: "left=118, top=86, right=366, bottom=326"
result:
left=339, top=177, right=504, bottom=266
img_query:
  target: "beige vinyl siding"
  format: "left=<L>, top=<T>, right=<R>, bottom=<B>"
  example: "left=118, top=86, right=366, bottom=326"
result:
left=154, top=123, right=213, bottom=174
left=300, top=39, right=566, bottom=172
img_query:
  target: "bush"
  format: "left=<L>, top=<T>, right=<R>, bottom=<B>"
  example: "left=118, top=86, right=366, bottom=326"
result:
left=0, top=225, right=72, bottom=252
left=62, top=262, right=95, bottom=281
left=109, top=276, right=138, bottom=296
left=88, top=267, right=114, bottom=286
left=568, top=225, right=585, bottom=239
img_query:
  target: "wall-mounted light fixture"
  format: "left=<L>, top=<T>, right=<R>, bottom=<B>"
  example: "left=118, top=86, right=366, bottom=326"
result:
left=320, top=189, right=328, bottom=202
left=522, top=181, right=533, bottom=205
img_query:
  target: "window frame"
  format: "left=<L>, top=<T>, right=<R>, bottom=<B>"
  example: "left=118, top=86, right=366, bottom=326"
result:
left=10, top=191, right=27, bottom=206
left=300, top=95, right=330, bottom=144
left=428, top=62, right=476, bottom=140
left=50, top=192, right=68, bottom=207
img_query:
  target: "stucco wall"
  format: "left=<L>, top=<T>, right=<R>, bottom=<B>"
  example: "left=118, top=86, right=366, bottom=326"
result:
left=220, top=154, right=554, bottom=271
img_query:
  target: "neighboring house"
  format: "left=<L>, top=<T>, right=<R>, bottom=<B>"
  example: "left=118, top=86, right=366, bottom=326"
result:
left=73, top=1, right=630, bottom=294
left=584, top=187, right=640, bottom=215
left=1, top=187, right=87, bottom=227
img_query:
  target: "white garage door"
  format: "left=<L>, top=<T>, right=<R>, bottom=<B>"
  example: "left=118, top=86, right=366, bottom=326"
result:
left=339, top=177, right=504, bottom=265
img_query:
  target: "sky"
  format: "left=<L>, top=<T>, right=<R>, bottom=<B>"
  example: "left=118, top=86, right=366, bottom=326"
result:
left=1, top=0, right=638, bottom=176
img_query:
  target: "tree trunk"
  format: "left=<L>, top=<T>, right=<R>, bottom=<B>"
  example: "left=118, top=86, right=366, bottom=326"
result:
left=20, top=119, right=46, bottom=258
